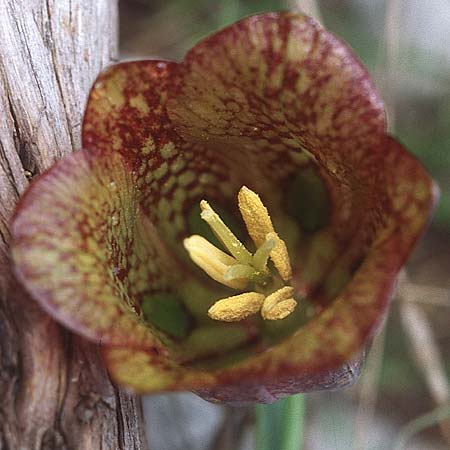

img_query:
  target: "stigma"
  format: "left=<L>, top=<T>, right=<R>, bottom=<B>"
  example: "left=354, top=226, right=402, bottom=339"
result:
left=183, top=186, right=297, bottom=322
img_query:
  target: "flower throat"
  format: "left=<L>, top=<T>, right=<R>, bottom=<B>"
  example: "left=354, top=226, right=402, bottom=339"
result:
left=184, top=186, right=299, bottom=322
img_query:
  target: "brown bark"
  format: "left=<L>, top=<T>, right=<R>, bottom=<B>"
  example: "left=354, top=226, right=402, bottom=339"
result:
left=0, top=1, right=148, bottom=449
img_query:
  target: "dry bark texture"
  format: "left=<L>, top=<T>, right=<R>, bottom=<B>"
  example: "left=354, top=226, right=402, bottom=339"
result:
left=0, top=1, right=148, bottom=449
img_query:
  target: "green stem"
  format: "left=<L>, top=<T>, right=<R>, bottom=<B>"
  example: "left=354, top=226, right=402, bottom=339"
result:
left=280, top=395, right=306, bottom=450
left=255, top=402, right=274, bottom=450
left=256, top=394, right=305, bottom=450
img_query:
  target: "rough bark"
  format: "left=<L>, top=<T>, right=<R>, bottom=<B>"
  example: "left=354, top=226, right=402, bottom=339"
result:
left=0, top=1, right=148, bottom=449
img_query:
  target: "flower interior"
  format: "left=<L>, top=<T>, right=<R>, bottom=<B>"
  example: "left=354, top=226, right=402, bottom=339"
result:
left=123, top=155, right=336, bottom=369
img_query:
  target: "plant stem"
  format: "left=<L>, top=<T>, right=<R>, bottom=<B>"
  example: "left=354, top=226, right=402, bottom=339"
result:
left=281, top=395, right=306, bottom=450
left=255, top=402, right=274, bottom=450
left=256, top=394, right=305, bottom=450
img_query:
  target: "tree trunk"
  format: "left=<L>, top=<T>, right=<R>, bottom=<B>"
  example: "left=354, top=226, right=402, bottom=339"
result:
left=0, top=1, right=148, bottom=449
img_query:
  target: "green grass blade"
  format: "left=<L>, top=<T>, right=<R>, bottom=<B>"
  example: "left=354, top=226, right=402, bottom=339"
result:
left=256, top=394, right=305, bottom=450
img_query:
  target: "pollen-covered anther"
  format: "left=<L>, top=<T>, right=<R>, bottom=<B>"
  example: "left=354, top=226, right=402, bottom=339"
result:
left=265, top=232, right=292, bottom=281
left=237, top=186, right=273, bottom=246
left=261, top=286, right=297, bottom=320
left=238, top=186, right=292, bottom=281
left=183, top=235, right=247, bottom=290
left=208, top=292, right=265, bottom=322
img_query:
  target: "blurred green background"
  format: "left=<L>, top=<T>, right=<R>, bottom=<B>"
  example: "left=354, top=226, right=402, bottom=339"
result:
left=119, top=1, right=450, bottom=449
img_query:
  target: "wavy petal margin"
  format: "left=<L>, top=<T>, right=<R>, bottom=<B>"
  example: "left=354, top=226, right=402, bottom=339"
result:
left=12, top=150, right=165, bottom=353
left=11, top=12, right=437, bottom=403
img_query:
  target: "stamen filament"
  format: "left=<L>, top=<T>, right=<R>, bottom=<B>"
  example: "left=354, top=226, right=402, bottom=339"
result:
left=200, top=200, right=253, bottom=265
left=224, top=264, right=258, bottom=281
left=252, top=237, right=275, bottom=271
left=224, top=264, right=269, bottom=285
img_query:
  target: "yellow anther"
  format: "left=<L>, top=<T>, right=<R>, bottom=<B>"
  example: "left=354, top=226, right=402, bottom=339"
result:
left=237, top=186, right=274, bottom=246
left=208, top=292, right=265, bottom=322
left=183, top=235, right=247, bottom=290
left=238, top=187, right=292, bottom=281
left=264, top=299, right=297, bottom=320
left=266, top=232, right=292, bottom=281
left=261, top=286, right=297, bottom=320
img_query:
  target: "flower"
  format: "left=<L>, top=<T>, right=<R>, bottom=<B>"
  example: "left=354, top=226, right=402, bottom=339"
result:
left=11, top=12, right=437, bottom=404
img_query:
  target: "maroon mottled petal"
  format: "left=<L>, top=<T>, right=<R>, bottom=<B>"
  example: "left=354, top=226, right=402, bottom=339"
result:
left=11, top=150, right=165, bottom=352
left=167, top=12, right=388, bottom=295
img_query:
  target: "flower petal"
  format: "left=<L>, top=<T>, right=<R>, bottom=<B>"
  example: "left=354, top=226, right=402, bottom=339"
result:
left=83, top=60, right=177, bottom=161
left=12, top=150, right=166, bottom=351
left=82, top=60, right=251, bottom=260
left=167, top=12, right=388, bottom=295
left=169, top=12, right=384, bottom=147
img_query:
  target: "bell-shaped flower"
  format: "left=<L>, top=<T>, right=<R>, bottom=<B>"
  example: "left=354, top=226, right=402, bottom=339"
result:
left=11, top=12, right=437, bottom=404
